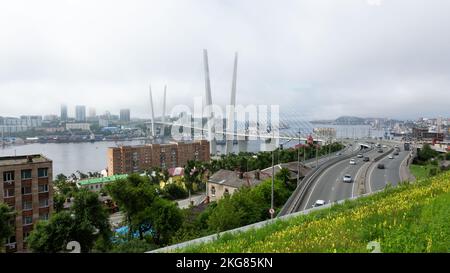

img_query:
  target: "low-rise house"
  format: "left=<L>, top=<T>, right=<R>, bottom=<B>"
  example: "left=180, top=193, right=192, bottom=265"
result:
left=207, top=162, right=310, bottom=202
left=76, top=174, right=128, bottom=192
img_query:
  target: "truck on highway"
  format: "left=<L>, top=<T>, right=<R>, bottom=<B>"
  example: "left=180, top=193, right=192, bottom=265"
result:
left=404, top=142, right=411, bottom=151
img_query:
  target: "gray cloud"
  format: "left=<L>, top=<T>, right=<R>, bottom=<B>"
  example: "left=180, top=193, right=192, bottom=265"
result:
left=1, top=0, right=449, bottom=120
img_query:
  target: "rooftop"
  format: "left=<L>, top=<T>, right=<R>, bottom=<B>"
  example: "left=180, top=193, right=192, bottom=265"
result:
left=208, top=169, right=261, bottom=188
left=77, top=174, right=128, bottom=186
left=208, top=162, right=311, bottom=189
left=109, top=140, right=208, bottom=149
left=0, top=154, right=52, bottom=167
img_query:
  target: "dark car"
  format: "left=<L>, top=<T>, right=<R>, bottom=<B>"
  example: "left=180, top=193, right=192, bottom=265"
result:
left=377, top=149, right=383, bottom=153
left=363, top=157, right=370, bottom=162
left=394, top=151, right=399, bottom=156
left=377, top=163, right=385, bottom=169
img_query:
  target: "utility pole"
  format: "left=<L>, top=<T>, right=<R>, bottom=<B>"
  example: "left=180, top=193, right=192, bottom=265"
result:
left=303, top=143, right=306, bottom=162
left=297, top=129, right=301, bottom=186
left=271, top=147, right=275, bottom=219
left=315, top=143, right=319, bottom=168
left=328, top=137, right=332, bottom=157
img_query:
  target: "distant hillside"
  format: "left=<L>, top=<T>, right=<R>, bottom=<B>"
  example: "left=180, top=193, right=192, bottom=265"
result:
left=334, top=116, right=366, bottom=125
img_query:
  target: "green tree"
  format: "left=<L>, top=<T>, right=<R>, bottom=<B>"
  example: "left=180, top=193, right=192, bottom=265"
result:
left=106, top=174, right=183, bottom=246
left=0, top=204, right=15, bottom=253
left=148, top=198, right=183, bottom=245
left=207, top=195, right=246, bottom=232
left=418, top=143, right=439, bottom=163
left=28, top=190, right=111, bottom=253
left=71, top=189, right=112, bottom=251
left=53, top=194, right=66, bottom=213
left=275, top=167, right=292, bottom=188
left=27, top=211, right=94, bottom=253
left=106, top=174, right=157, bottom=240
left=162, top=183, right=188, bottom=200
left=252, top=179, right=291, bottom=209
left=207, top=186, right=265, bottom=232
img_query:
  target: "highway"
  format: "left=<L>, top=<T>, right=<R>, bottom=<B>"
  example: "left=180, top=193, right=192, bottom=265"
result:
left=299, top=147, right=378, bottom=210
left=278, top=139, right=416, bottom=216
left=280, top=139, right=415, bottom=215
left=367, top=148, right=411, bottom=193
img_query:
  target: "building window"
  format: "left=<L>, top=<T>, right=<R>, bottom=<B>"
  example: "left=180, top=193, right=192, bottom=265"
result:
left=211, top=186, right=216, bottom=197
left=38, top=168, right=48, bottom=178
left=6, top=236, right=16, bottom=249
left=38, top=184, right=49, bottom=193
left=23, top=216, right=33, bottom=226
left=3, top=188, right=14, bottom=198
left=224, top=188, right=230, bottom=195
left=3, top=171, right=14, bottom=183
left=39, top=213, right=49, bottom=221
left=7, top=236, right=16, bottom=244
left=21, top=169, right=32, bottom=180
left=23, top=232, right=30, bottom=242
left=39, top=198, right=49, bottom=208
left=21, top=186, right=32, bottom=195
left=23, top=200, right=33, bottom=211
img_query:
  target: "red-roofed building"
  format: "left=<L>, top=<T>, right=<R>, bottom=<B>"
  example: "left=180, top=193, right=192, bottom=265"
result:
left=168, top=167, right=184, bottom=177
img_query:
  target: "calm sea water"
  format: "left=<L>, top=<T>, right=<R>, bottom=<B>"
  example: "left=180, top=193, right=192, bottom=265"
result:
left=0, top=125, right=388, bottom=176
left=0, top=140, right=144, bottom=176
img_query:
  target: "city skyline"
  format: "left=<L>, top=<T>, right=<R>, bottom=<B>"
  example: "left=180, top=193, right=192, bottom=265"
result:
left=1, top=0, right=450, bottom=120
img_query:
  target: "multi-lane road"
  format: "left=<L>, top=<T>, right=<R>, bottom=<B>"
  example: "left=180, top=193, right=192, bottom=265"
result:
left=295, top=142, right=411, bottom=211
left=367, top=149, right=411, bottom=192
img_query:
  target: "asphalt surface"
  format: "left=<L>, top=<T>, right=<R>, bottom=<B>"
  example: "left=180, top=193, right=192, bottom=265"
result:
left=299, top=146, right=377, bottom=210
left=367, top=149, right=410, bottom=192
left=299, top=144, right=411, bottom=211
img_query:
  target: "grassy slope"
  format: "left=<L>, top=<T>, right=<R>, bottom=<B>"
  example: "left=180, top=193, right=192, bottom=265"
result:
left=410, top=164, right=432, bottom=180
left=177, top=171, right=450, bottom=253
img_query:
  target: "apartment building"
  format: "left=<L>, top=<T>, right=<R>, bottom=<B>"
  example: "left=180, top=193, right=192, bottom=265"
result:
left=0, top=154, right=53, bottom=252
left=107, top=140, right=210, bottom=175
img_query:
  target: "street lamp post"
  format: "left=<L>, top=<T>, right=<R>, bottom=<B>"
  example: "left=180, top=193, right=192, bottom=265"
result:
left=271, top=148, right=275, bottom=219
left=315, top=143, right=319, bottom=168
left=297, top=129, right=301, bottom=186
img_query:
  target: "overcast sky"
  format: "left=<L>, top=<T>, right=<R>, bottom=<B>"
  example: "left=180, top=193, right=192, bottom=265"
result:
left=1, top=0, right=450, bottom=120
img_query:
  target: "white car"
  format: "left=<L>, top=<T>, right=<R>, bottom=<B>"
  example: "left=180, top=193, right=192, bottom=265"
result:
left=357, top=154, right=363, bottom=158
left=313, top=200, right=326, bottom=208
left=349, top=159, right=357, bottom=165
left=388, top=155, right=394, bottom=159
left=343, top=174, right=352, bottom=183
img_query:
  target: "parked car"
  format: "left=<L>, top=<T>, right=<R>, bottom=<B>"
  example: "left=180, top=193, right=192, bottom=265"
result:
left=377, top=163, right=385, bottom=169
left=313, top=200, right=326, bottom=208
left=343, top=174, right=352, bottom=183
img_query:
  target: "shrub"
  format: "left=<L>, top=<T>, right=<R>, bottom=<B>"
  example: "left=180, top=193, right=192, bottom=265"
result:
left=429, top=167, right=439, bottom=176
left=162, top=183, right=188, bottom=200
